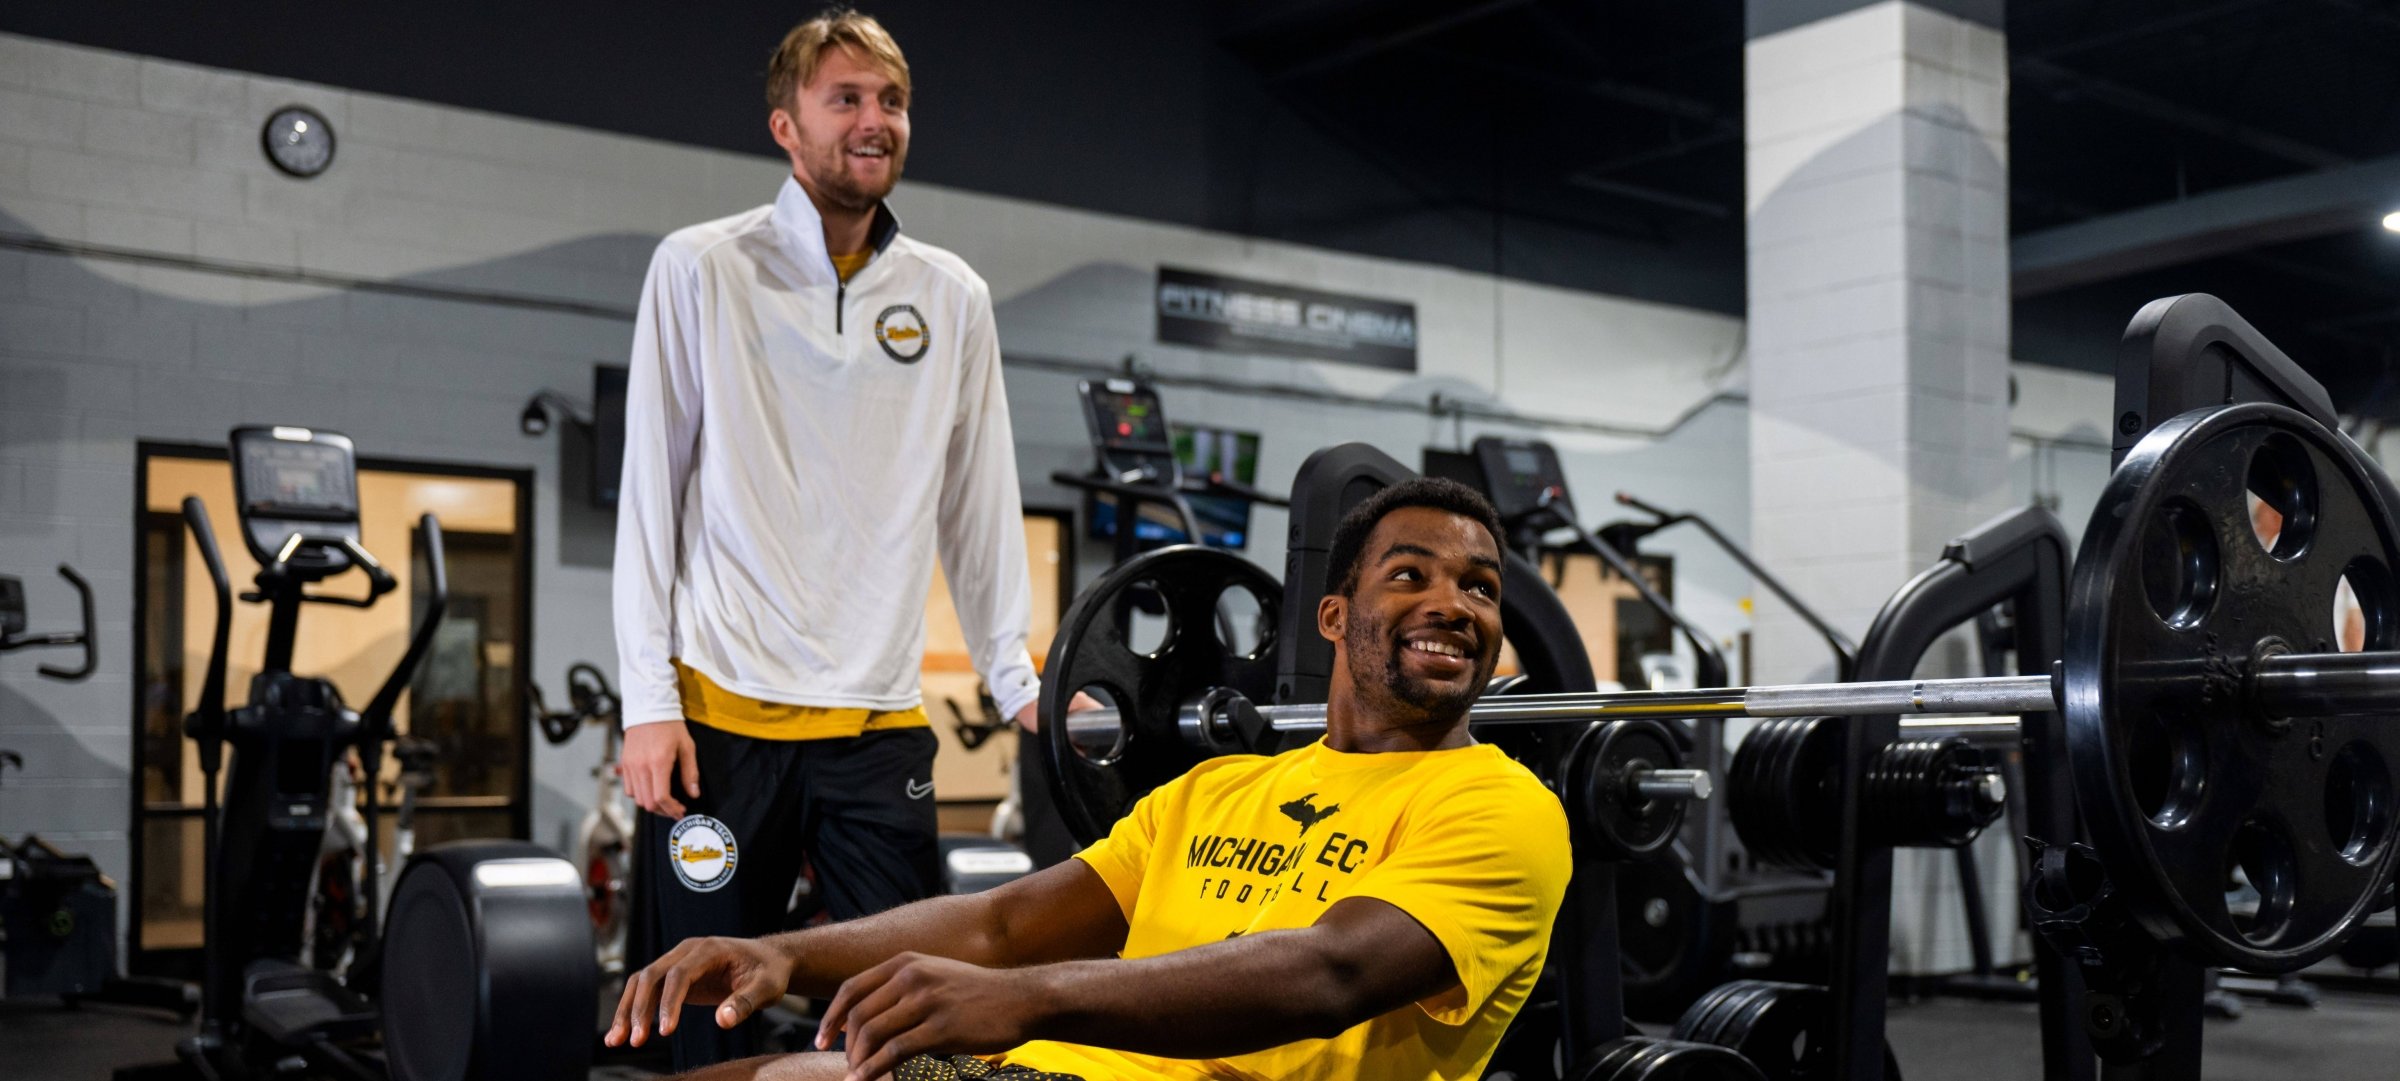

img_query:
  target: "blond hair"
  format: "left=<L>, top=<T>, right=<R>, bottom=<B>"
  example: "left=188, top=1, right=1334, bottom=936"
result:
left=765, top=8, right=911, bottom=109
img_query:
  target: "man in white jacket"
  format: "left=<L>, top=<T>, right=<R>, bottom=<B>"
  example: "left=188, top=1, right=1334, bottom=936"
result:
left=611, top=10, right=1043, bottom=1068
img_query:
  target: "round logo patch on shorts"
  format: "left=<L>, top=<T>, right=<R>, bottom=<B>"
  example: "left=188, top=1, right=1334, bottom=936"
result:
left=874, top=304, right=930, bottom=363
left=668, top=814, right=739, bottom=893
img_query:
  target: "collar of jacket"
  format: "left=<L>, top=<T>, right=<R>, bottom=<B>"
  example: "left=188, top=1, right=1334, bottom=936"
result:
left=771, top=175, right=903, bottom=286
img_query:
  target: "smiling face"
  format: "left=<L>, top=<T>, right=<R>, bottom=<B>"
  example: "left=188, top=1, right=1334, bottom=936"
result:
left=771, top=44, right=910, bottom=213
left=1320, top=505, right=1505, bottom=727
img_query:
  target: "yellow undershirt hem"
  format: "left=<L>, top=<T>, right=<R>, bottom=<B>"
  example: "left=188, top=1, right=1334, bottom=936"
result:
left=674, top=659, right=928, bottom=741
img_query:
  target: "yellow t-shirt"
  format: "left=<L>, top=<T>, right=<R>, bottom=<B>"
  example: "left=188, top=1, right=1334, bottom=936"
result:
left=674, top=659, right=928, bottom=741
left=1001, top=738, right=1571, bottom=1081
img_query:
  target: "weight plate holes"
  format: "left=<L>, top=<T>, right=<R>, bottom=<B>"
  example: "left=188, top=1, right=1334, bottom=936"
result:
left=1112, top=580, right=1175, bottom=659
left=2337, top=557, right=2394, bottom=654
left=2127, top=708, right=2208, bottom=829
left=2224, top=816, right=2298, bottom=946
left=1211, top=582, right=1274, bottom=661
left=2326, top=741, right=2395, bottom=867
left=2246, top=433, right=2319, bottom=562
left=2142, top=498, right=2219, bottom=631
left=1068, top=684, right=1129, bottom=766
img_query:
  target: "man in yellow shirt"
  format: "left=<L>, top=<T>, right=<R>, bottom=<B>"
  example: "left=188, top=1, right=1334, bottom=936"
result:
left=607, top=478, right=1573, bottom=1081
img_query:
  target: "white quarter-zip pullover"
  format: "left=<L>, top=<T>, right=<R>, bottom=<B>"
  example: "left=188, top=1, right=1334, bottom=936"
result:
left=613, top=178, right=1040, bottom=729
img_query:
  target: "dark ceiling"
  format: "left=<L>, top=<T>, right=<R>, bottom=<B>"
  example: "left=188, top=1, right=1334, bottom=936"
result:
left=7, top=0, right=2400, bottom=410
left=1226, top=0, right=2400, bottom=409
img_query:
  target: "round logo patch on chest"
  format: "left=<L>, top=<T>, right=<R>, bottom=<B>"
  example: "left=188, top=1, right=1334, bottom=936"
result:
left=874, top=304, right=930, bottom=363
left=668, top=814, right=739, bottom=893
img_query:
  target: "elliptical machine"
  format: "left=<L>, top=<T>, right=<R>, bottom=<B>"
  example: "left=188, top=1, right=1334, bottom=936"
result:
left=131, top=426, right=593, bottom=1081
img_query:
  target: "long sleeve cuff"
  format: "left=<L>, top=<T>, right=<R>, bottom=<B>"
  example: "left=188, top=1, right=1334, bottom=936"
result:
left=991, top=656, right=1040, bottom=722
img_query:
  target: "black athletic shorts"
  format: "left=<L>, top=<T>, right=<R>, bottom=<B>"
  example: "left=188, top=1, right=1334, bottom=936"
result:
left=894, top=1054, right=1086, bottom=1081
left=639, top=721, right=941, bottom=1071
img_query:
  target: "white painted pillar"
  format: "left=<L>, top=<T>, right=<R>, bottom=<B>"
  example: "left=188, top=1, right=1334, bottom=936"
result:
left=1746, top=0, right=2013, bottom=686
left=1745, top=0, right=2017, bottom=977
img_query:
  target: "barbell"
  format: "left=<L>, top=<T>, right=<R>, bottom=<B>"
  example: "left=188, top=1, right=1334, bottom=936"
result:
left=1039, top=401, right=2400, bottom=973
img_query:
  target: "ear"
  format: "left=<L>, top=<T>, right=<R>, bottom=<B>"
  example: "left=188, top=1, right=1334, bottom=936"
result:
left=1317, top=593, right=1346, bottom=644
left=768, top=107, right=801, bottom=154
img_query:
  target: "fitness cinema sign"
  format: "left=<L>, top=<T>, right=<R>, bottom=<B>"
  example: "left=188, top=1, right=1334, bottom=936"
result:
left=1155, top=266, right=1417, bottom=372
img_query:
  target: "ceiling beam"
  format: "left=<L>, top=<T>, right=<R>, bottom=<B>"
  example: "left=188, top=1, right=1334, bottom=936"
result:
left=1262, top=0, right=1538, bottom=84
left=2012, top=153, right=2400, bottom=296
left=1565, top=174, right=1733, bottom=218
left=2021, top=0, right=2282, bottom=63
left=2013, top=57, right=2352, bottom=170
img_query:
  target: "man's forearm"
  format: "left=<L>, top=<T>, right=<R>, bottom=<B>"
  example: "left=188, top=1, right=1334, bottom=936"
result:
left=766, top=894, right=1004, bottom=997
left=1020, top=928, right=1401, bottom=1059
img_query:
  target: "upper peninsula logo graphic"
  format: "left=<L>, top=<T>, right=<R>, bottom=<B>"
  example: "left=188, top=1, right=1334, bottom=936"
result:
left=669, top=814, right=740, bottom=892
left=874, top=304, right=929, bottom=363
left=1279, top=793, right=1342, bottom=838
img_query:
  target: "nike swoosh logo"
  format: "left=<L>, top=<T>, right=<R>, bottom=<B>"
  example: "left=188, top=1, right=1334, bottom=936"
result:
left=905, top=779, right=934, bottom=800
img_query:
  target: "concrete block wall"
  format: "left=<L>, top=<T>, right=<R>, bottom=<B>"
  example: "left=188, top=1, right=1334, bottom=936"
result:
left=0, top=31, right=1756, bottom=941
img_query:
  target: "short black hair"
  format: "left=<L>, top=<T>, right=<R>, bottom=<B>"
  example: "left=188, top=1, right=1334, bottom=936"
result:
left=1326, top=476, right=1508, bottom=597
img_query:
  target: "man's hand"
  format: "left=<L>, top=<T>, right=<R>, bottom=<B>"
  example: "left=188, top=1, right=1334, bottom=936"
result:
left=817, top=952, right=1044, bottom=1081
left=606, top=935, right=796, bottom=1048
left=1013, top=690, right=1103, bottom=734
left=621, top=721, right=701, bottom=818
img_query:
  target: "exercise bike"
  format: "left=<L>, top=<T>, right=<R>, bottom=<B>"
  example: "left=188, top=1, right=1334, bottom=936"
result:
left=121, top=426, right=594, bottom=1081
left=530, top=663, right=632, bottom=975
left=299, top=733, right=438, bottom=976
left=0, top=565, right=196, bottom=1016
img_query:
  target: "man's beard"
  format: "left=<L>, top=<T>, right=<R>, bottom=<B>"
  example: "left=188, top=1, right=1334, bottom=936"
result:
left=1342, top=605, right=1487, bottom=720
left=801, top=137, right=903, bottom=211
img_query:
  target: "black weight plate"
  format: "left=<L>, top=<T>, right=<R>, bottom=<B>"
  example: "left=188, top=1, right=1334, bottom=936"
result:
left=1573, top=1037, right=1768, bottom=1081
left=1672, top=980, right=1766, bottom=1047
left=1571, top=1036, right=1653, bottom=1081
left=1618, top=860, right=1734, bottom=1019
left=1574, top=720, right=1689, bottom=859
left=1686, top=981, right=1902, bottom=1081
left=1040, top=546, right=1282, bottom=845
left=2066, top=403, right=2400, bottom=971
left=1729, top=718, right=1840, bottom=871
left=1727, top=722, right=1792, bottom=868
left=1669, top=981, right=1740, bottom=1042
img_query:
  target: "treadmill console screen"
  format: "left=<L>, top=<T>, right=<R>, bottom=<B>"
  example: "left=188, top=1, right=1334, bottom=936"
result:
left=1471, top=436, right=1572, bottom=524
left=1088, top=385, right=1171, bottom=451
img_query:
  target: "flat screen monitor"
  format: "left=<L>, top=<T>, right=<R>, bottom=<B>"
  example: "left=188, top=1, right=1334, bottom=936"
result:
left=593, top=364, right=628, bottom=509
left=1086, top=424, right=1262, bottom=550
left=1175, top=424, right=1260, bottom=548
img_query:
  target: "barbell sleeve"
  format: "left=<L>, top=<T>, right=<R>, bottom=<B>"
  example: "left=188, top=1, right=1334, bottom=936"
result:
left=2248, top=649, right=2400, bottom=718
left=1632, top=768, right=1713, bottom=802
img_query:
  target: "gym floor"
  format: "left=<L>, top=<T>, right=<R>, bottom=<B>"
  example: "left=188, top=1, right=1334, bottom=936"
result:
left=10, top=980, right=2395, bottom=1079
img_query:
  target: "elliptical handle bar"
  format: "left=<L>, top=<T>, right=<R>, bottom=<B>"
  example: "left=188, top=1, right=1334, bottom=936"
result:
left=359, top=515, right=446, bottom=741
left=180, top=499, right=235, bottom=750
left=178, top=496, right=235, bottom=1031
left=1541, top=489, right=1731, bottom=688
left=253, top=534, right=399, bottom=609
left=336, top=536, right=398, bottom=596
left=45, top=565, right=95, bottom=680
left=1, top=564, right=98, bottom=680
left=1613, top=490, right=1858, bottom=681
